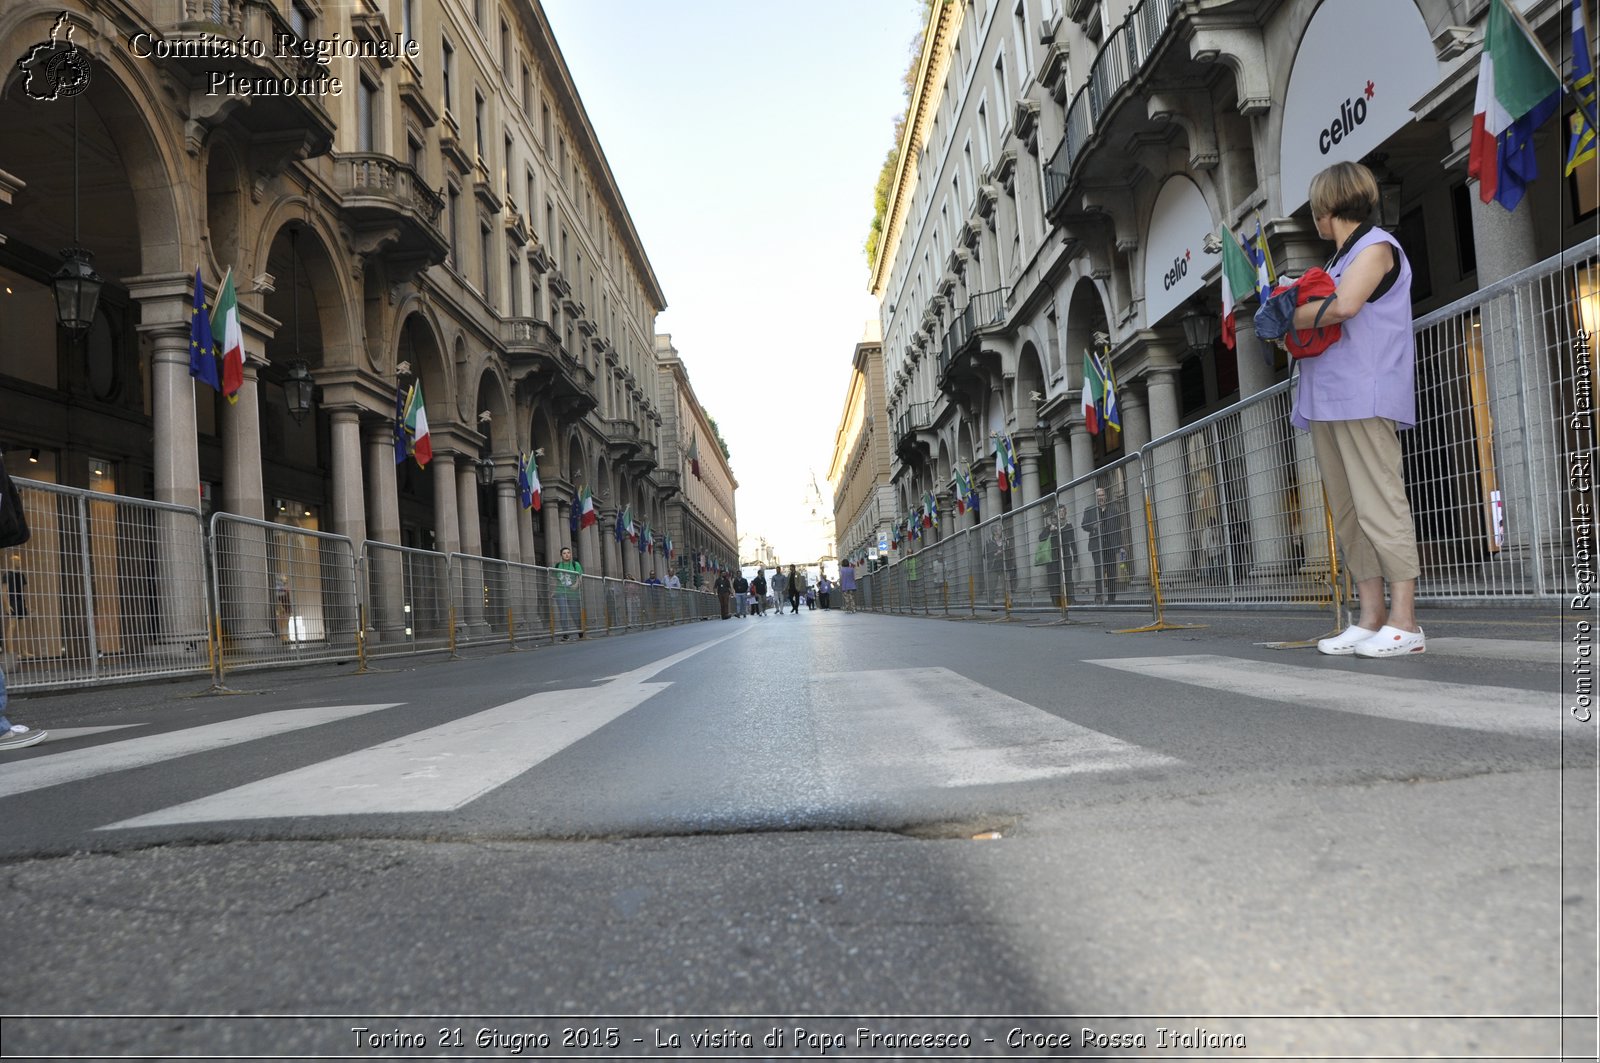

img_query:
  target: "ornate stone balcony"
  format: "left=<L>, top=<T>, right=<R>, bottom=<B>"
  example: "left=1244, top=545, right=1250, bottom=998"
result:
left=334, top=153, right=447, bottom=264
left=501, top=317, right=596, bottom=422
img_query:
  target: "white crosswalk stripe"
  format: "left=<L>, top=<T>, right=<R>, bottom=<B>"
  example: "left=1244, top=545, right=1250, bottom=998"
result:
left=99, top=627, right=750, bottom=830
left=10, top=639, right=1554, bottom=831
left=0, top=706, right=400, bottom=800
left=811, top=667, right=1180, bottom=790
left=1087, top=655, right=1562, bottom=737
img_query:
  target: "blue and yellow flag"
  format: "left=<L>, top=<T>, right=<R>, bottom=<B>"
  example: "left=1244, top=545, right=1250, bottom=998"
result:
left=1566, top=0, right=1597, bottom=177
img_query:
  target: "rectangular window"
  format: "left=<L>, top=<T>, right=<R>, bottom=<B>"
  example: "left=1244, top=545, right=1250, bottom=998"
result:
left=1013, top=0, right=1030, bottom=78
left=509, top=254, right=521, bottom=316
left=500, top=18, right=510, bottom=71
left=357, top=77, right=376, bottom=152
left=447, top=185, right=460, bottom=266
left=541, top=101, right=551, bottom=153
left=526, top=169, right=537, bottom=233
left=441, top=39, right=454, bottom=115
left=408, top=135, right=423, bottom=178
left=480, top=220, right=493, bottom=298
left=401, top=0, right=415, bottom=51
left=1451, top=182, right=1477, bottom=279
left=473, top=0, right=484, bottom=29
left=474, top=91, right=486, bottom=161
left=288, top=0, right=312, bottom=39
left=521, top=62, right=531, bottom=114
left=995, top=53, right=1009, bottom=114
left=503, top=131, right=513, bottom=192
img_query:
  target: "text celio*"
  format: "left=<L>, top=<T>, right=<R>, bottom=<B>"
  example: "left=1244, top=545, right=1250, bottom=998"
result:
left=128, top=32, right=420, bottom=65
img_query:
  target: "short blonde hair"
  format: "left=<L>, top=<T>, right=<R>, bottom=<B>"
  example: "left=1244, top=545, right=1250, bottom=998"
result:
left=1308, top=161, right=1379, bottom=223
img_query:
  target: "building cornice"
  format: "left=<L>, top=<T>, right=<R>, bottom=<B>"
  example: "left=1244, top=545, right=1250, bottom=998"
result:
left=868, top=0, right=961, bottom=296
left=524, top=3, right=667, bottom=313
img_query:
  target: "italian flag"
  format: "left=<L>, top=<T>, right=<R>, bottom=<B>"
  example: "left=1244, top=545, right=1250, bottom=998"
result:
left=1082, top=351, right=1105, bottom=435
left=578, top=487, right=597, bottom=528
left=403, top=380, right=432, bottom=466
left=993, top=433, right=1011, bottom=493
left=1219, top=226, right=1258, bottom=350
left=1468, top=0, right=1563, bottom=209
left=210, top=268, right=244, bottom=403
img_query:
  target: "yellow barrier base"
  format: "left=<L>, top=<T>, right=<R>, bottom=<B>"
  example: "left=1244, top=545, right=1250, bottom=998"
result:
left=1114, top=620, right=1207, bottom=634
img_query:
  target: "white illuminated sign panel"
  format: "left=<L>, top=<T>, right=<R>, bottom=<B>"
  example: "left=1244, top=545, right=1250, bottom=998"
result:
left=1143, top=175, right=1214, bottom=326
left=1278, top=0, right=1437, bottom=213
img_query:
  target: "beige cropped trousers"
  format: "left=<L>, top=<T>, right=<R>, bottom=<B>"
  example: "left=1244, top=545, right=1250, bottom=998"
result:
left=1309, top=417, right=1421, bottom=584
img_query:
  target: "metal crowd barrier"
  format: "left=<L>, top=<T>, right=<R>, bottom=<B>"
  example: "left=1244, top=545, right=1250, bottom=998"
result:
left=210, top=513, right=361, bottom=677
left=361, top=540, right=455, bottom=657
left=861, top=239, right=1599, bottom=618
left=2, top=480, right=211, bottom=691
left=4, top=493, right=723, bottom=691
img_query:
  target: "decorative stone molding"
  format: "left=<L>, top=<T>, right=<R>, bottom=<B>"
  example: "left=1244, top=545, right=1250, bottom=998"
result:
left=439, top=111, right=472, bottom=173
left=976, top=183, right=999, bottom=220
left=1067, top=0, right=1102, bottom=39
left=1038, top=42, right=1072, bottom=104
left=994, top=148, right=1018, bottom=194
left=349, top=1, right=398, bottom=67
left=398, top=60, right=438, bottom=128
left=1144, top=91, right=1220, bottom=171
left=1013, top=96, right=1040, bottom=144
left=1187, top=25, right=1273, bottom=116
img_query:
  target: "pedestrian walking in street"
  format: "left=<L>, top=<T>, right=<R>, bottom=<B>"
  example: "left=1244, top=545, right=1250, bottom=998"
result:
left=787, top=565, right=802, bottom=614
left=1277, top=162, right=1425, bottom=658
left=750, top=570, right=767, bottom=616
left=1081, top=485, right=1125, bottom=604
left=0, top=449, right=45, bottom=751
left=733, top=572, right=750, bottom=619
left=771, top=570, right=786, bottom=615
left=838, top=558, right=857, bottom=612
left=553, top=546, right=584, bottom=639
left=817, top=573, right=832, bottom=610
left=714, top=570, right=733, bottom=619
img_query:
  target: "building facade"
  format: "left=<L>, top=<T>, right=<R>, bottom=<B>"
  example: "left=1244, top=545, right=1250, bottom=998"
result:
left=829, top=322, right=895, bottom=565
left=0, top=0, right=692, bottom=602
left=655, top=334, right=738, bottom=586
left=870, top=0, right=1597, bottom=586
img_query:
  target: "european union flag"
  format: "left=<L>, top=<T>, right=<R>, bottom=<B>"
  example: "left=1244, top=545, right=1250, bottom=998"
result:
left=394, top=382, right=411, bottom=465
left=188, top=268, right=220, bottom=391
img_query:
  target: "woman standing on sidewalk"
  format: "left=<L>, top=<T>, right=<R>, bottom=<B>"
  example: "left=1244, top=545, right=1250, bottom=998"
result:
left=1284, top=162, right=1424, bottom=659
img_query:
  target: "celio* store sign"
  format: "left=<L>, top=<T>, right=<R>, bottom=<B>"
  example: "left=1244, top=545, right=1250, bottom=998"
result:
left=126, top=29, right=419, bottom=97
left=1278, top=0, right=1438, bottom=211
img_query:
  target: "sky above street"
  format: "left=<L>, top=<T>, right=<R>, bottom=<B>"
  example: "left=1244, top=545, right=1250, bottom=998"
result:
left=542, top=0, right=925, bottom=563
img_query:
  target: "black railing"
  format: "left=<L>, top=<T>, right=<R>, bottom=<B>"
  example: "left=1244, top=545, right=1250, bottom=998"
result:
left=963, top=288, right=1010, bottom=336
left=1044, top=0, right=1179, bottom=217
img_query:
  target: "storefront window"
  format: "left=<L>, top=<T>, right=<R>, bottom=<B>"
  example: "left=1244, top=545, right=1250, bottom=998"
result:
left=271, top=499, right=325, bottom=642
left=85, top=457, right=125, bottom=654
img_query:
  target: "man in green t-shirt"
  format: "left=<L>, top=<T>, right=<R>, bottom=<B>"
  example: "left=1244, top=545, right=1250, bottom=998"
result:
left=553, top=546, right=583, bottom=639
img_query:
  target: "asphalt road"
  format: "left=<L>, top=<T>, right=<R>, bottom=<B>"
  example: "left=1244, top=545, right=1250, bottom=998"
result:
left=0, top=604, right=1593, bottom=1060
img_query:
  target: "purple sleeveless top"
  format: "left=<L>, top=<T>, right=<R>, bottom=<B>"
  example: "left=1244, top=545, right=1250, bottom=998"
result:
left=1291, top=226, right=1415, bottom=430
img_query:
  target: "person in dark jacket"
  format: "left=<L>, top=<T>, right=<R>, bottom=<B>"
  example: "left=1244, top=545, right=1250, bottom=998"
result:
left=714, top=571, right=733, bottom=619
left=732, top=572, right=750, bottom=618
left=750, top=570, right=767, bottom=616
left=1081, top=486, right=1126, bottom=604
left=787, top=565, right=802, bottom=614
